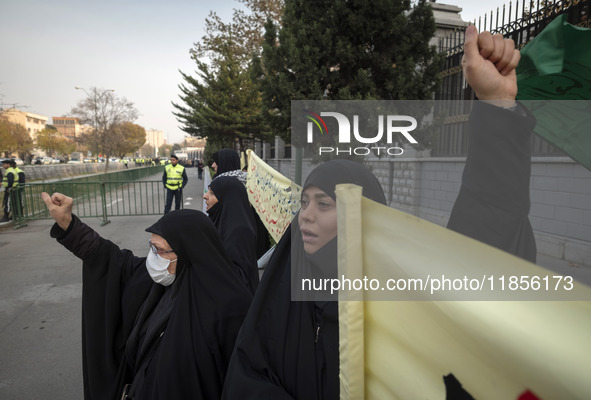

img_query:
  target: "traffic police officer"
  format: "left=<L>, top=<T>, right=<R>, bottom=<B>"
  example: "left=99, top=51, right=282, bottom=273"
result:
left=12, top=160, right=25, bottom=217
left=162, top=154, right=188, bottom=214
left=1, top=159, right=18, bottom=222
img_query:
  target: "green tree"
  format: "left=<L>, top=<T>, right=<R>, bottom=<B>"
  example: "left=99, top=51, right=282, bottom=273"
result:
left=159, top=144, right=173, bottom=158
left=0, top=120, right=18, bottom=157
left=191, top=0, right=284, bottom=69
left=37, top=126, right=79, bottom=160
left=36, top=126, right=61, bottom=157
left=0, top=119, right=33, bottom=159
left=173, top=0, right=281, bottom=154
left=58, top=140, right=77, bottom=157
left=173, top=42, right=271, bottom=152
left=256, top=0, right=443, bottom=144
left=110, top=121, right=146, bottom=158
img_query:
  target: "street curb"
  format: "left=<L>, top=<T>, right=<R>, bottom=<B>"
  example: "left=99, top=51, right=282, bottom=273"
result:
left=0, top=220, right=14, bottom=232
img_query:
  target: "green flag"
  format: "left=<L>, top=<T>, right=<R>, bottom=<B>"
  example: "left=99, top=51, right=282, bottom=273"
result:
left=516, top=14, right=591, bottom=171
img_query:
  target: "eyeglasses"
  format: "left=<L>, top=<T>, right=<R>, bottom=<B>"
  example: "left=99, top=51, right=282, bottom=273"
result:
left=148, top=241, right=175, bottom=255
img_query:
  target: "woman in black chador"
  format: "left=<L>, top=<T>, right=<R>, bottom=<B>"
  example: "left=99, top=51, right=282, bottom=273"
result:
left=223, top=159, right=388, bottom=399
left=42, top=193, right=252, bottom=400
left=205, top=175, right=259, bottom=294
left=222, top=27, right=536, bottom=400
left=212, top=148, right=272, bottom=259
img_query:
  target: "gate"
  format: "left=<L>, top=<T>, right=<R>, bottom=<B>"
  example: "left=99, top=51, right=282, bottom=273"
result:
left=434, top=0, right=590, bottom=157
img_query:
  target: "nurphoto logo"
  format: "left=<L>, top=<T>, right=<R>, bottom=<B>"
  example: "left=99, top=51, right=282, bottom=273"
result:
left=302, top=107, right=419, bottom=156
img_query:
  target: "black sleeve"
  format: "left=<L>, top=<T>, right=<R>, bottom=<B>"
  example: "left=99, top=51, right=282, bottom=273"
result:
left=447, top=101, right=537, bottom=262
left=51, top=214, right=153, bottom=399
left=162, top=169, right=167, bottom=186
left=182, top=169, right=188, bottom=189
left=7, top=172, right=15, bottom=188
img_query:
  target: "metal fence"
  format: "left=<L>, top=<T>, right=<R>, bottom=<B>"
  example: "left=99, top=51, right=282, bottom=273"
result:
left=434, top=0, right=590, bottom=157
left=6, top=165, right=170, bottom=228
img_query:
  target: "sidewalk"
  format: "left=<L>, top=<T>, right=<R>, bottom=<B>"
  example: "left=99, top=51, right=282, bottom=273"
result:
left=0, top=167, right=205, bottom=399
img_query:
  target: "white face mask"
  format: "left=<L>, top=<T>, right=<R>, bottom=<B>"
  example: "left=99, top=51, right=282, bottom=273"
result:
left=146, top=250, right=177, bottom=286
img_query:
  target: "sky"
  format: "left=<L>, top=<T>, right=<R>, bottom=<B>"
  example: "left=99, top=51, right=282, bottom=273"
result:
left=0, top=0, right=513, bottom=145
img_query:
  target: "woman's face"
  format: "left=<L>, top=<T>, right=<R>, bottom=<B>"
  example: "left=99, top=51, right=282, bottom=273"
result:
left=212, top=162, right=218, bottom=172
left=298, top=186, right=338, bottom=255
left=150, top=233, right=178, bottom=274
left=203, top=188, right=219, bottom=210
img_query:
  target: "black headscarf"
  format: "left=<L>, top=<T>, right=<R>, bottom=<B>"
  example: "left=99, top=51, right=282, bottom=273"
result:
left=212, top=148, right=271, bottom=258
left=213, top=149, right=241, bottom=175
left=123, top=209, right=253, bottom=399
left=208, top=176, right=259, bottom=293
left=222, top=160, right=386, bottom=400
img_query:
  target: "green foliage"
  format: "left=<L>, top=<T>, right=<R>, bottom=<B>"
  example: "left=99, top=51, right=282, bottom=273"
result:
left=257, top=0, right=443, bottom=145
left=159, top=144, right=173, bottom=158
left=190, top=0, right=284, bottom=69
left=110, top=121, right=146, bottom=158
left=0, top=119, right=33, bottom=159
left=173, top=43, right=272, bottom=152
left=36, top=127, right=64, bottom=157
left=173, top=1, right=282, bottom=153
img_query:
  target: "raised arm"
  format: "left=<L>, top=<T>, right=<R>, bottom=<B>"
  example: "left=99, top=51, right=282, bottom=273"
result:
left=447, top=26, right=537, bottom=262
left=42, top=192, right=73, bottom=230
left=461, top=25, right=520, bottom=106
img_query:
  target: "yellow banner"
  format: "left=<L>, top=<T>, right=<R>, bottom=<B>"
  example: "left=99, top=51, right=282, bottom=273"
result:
left=245, top=150, right=301, bottom=243
left=335, top=183, right=591, bottom=399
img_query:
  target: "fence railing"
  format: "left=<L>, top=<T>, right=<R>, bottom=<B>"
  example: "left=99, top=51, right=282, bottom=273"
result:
left=434, top=0, right=590, bottom=157
left=8, top=180, right=169, bottom=229
left=4, top=165, right=169, bottom=228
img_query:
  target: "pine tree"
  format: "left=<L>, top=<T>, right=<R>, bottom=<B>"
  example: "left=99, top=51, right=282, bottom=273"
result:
left=257, top=0, right=443, bottom=143
left=173, top=1, right=282, bottom=160
left=173, top=42, right=271, bottom=155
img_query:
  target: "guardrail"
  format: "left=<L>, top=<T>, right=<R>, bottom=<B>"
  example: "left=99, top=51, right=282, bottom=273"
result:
left=2, top=165, right=167, bottom=228
left=7, top=179, right=169, bottom=229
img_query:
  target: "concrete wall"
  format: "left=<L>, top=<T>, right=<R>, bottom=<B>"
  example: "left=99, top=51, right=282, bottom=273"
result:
left=263, top=154, right=591, bottom=269
left=20, top=163, right=127, bottom=182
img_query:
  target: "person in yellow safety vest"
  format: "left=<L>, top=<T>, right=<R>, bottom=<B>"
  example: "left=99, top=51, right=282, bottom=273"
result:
left=1, top=159, right=18, bottom=222
left=12, top=160, right=25, bottom=217
left=162, top=154, right=188, bottom=214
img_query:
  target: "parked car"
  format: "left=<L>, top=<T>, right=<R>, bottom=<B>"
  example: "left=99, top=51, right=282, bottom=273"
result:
left=0, top=157, right=24, bottom=165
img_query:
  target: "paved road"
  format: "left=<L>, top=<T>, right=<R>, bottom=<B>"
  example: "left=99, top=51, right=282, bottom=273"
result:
left=0, top=167, right=205, bottom=400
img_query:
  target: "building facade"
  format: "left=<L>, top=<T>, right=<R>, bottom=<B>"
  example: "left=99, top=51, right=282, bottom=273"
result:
left=146, top=129, right=165, bottom=150
left=2, top=108, right=48, bottom=140
left=52, top=117, right=83, bottom=139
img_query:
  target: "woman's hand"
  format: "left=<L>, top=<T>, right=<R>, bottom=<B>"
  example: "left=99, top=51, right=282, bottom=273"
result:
left=462, top=25, right=520, bottom=108
left=41, top=192, right=73, bottom=231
